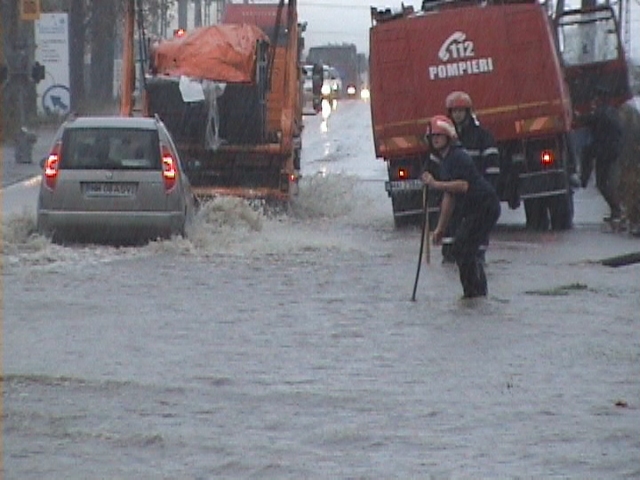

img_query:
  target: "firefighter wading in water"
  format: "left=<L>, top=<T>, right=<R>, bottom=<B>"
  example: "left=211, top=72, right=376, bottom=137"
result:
left=442, top=91, right=500, bottom=263
left=421, top=115, right=501, bottom=298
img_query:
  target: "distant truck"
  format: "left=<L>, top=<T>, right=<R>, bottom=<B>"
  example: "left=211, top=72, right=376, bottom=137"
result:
left=143, top=0, right=304, bottom=202
left=307, top=44, right=361, bottom=98
left=369, top=0, right=631, bottom=229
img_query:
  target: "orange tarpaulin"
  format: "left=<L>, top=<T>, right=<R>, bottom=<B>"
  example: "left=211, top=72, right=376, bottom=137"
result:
left=152, top=24, right=269, bottom=83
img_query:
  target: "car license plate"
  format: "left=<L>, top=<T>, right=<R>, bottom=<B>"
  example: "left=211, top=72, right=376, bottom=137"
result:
left=83, top=182, right=137, bottom=197
left=385, top=179, right=423, bottom=193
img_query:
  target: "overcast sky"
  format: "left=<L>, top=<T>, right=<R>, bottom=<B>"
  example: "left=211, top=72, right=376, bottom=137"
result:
left=297, top=0, right=639, bottom=61
left=297, top=0, right=380, bottom=55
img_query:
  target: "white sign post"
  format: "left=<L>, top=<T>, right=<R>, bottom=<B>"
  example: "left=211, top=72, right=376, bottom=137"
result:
left=34, top=13, right=70, bottom=117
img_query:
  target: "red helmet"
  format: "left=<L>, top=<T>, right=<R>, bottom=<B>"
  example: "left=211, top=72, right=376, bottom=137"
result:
left=446, top=91, right=473, bottom=110
left=426, top=115, right=458, bottom=139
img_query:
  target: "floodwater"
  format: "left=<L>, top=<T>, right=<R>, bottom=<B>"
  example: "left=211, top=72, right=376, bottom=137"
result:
left=3, top=101, right=639, bottom=479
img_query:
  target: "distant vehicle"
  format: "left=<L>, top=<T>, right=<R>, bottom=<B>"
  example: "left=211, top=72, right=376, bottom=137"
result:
left=307, top=44, right=360, bottom=98
left=37, top=116, right=195, bottom=243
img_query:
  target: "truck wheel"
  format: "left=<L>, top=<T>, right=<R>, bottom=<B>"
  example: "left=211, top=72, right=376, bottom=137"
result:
left=391, top=193, right=422, bottom=228
left=524, top=198, right=550, bottom=231
left=549, top=191, right=574, bottom=230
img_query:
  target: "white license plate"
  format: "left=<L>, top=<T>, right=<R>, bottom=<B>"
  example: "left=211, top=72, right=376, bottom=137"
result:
left=385, top=179, right=424, bottom=192
left=83, top=182, right=137, bottom=197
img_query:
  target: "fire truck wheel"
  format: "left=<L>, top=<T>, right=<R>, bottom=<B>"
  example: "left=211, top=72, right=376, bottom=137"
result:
left=549, top=192, right=574, bottom=230
left=524, top=198, right=550, bottom=231
left=391, top=193, right=422, bottom=228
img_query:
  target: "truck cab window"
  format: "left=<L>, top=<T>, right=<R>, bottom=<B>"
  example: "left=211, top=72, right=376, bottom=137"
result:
left=557, top=12, right=619, bottom=67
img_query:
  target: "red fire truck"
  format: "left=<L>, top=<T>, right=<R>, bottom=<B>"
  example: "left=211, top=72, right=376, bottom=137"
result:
left=369, top=0, right=631, bottom=229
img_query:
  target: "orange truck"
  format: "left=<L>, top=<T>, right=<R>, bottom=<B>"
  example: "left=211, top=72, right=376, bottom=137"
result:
left=142, top=0, right=304, bottom=202
left=369, top=0, right=631, bottom=229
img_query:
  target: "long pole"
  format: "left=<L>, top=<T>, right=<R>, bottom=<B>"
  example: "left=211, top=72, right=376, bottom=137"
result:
left=411, top=186, right=429, bottom=302
left=120, top=0, right=135, bottom=116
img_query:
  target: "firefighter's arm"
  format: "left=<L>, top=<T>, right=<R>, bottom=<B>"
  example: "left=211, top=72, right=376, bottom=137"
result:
left=421, top=171, right=468, bottom=194
left=432, top=192, right=455, bottom=245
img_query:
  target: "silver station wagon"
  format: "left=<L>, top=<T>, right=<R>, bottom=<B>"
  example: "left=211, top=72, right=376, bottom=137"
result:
left=37, top=116, right=195, bottom=243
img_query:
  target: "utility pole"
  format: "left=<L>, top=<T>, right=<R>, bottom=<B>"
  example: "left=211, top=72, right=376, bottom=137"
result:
left=6, top=1, right=30, bottom=130
left=194, top=0, right=202, bottom=28
left=6, top=0, right=39, bottom=161
left=160, top=1, right=168, bottom=38
left=203, top=0, right=225, bottom=25
left=120, top=0, right=135, bottom=116
left=214, top=0, right=226, bottom=24
left=178, top=0, right=188, bottom=30
left=622, top=0, right=631, bottom=61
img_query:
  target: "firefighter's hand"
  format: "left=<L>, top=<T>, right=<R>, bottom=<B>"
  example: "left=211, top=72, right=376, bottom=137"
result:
left=421, top=171, right=435, bottom=187
left=432, top=227, right=444, bottom=245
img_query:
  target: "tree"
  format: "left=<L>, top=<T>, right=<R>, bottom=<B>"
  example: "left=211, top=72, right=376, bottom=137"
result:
left=142, top=0, right=176, bottom=39
left=89, top=0, right=117, bottom=111
left=69, top=0, right=86, bottom=113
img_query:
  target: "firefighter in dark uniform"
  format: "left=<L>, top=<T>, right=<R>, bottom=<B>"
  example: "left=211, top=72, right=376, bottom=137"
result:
left=579, top=87, right=624, bottom=224
left=421, top=115, right=501, bottom=299
left=441, top=91, right=500, bottom=263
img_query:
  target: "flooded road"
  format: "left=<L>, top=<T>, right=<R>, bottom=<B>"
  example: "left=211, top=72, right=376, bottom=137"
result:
left=4, top=101, right=639, bottom=478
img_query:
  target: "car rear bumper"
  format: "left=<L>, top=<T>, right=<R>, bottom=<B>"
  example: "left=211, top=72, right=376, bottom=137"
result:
left=37, top=210, right=185, bottom=240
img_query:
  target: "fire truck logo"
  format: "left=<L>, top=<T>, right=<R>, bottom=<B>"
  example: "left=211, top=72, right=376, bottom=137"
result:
left=429, top=31, right=494, bottom=80
left=438, top=31, right=469, bottom=61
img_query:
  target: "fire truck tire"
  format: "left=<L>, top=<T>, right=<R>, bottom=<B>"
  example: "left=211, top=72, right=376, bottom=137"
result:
left=293, top=149, right=301, bottom=171
left=391, top=193, right=422, bottom=228
left=549, top=192, right=574, bottom=230
left=524, top=198, right=550, bottom=231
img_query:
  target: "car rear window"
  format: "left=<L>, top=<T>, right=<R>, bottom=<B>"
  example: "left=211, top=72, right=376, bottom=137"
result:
left=60, top=128, right=161, bottom=170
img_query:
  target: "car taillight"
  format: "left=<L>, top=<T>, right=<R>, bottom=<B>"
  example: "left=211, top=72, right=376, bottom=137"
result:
left=161, top=145, right=178, bottom=192
left=398, top=167, right=409, bottom=180
left=44, top=141, right=61, bottom=190
left=540, top=149, right=555, bottom=167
